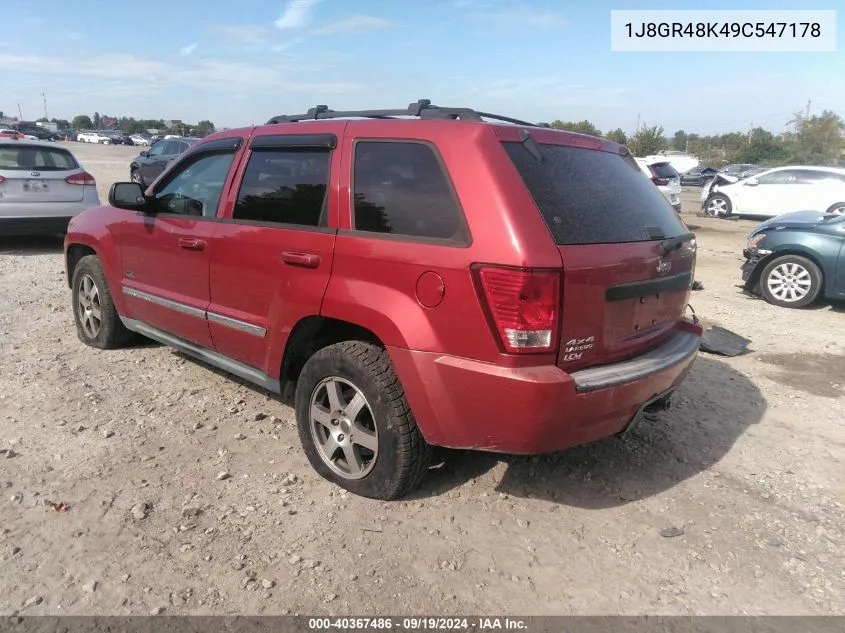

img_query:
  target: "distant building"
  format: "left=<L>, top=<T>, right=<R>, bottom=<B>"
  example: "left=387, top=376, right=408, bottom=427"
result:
left=102, top=116, right=118, bottom=129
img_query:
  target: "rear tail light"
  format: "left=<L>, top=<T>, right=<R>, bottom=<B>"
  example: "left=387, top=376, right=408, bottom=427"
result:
left=0, top=175, right=5, bottom=184
left=475, top=265, right=560, bottom=354
left=66, top=172, right=96, bottom=186
left=651, top=177, right=669, bottom=186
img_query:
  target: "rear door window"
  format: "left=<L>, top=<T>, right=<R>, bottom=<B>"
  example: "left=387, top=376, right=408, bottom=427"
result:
left=503, top=142, right=687, bottom=245
left=0, top=146, right=78, bottom=170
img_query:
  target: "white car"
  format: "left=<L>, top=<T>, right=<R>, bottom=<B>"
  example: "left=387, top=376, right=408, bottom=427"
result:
left=129, top=135, right=151, bottom=146
left=0, top=140, right=101, bottom=235
left=635, top=157, right=682, bottom=212
left=702, top=165, right=845, bottom=219
left=77, top=131, right=113, bottom=144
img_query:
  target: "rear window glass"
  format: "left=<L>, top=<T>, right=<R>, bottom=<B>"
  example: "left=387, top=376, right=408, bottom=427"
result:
left=503, top=142, right=687, bottom=245
left=648, top=162, right=679, bottom=179
left=0, top=146, right=79, bottom=171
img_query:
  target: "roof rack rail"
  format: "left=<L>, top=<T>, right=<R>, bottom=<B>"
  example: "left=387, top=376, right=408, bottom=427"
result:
left=266, top=99, right=544, bottom=127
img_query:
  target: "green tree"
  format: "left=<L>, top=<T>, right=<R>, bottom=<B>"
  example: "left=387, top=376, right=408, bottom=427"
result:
left=788, top=109, right=845, bottom=165
left=672, top=129, right=687, bottom=151
left=36, top=117, right=49, bottom=123
left=604, top=128, right=627, bottom=145
left=92, top=112, right=101, bottom=129
left=628, top=124, right=668, bottom=156
left=732, top=128, right=788, bottom=164
left=51, top=118, right=70, bottom=129
left=549, top=119, right=602, bottom=137
left=71, top=115, right=93, bottom=129
left=195, top=120, right=216, bottom=135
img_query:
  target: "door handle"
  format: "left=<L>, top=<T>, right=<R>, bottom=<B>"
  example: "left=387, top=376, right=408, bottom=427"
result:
left=281, top=251, right=320, bottom=268
left=178, top=238, right=206, bottom=251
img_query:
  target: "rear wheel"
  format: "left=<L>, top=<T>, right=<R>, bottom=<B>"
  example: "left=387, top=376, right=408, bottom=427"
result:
left=760, top=255, right=822, bottom=309
left=295, top=341, right=432, bottom=500
left=704, top=193, right=732, bottom=217
left=71, top=255, right=135, bottom=349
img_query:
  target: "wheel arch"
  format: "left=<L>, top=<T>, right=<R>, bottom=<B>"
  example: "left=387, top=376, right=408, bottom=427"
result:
left=278, top=315, right=384, bottom=404
left=65, top=243, right=97, bottom=289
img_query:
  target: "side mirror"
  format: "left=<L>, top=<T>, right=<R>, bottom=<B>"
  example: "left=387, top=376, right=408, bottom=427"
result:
left=139, top=150, right=148, bottom=158
left=108, top=182, right=148, bottom=211
left=745, top=178, right=759, bottom=186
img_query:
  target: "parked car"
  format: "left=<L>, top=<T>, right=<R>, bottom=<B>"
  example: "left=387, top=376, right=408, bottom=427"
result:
left=16, top=125, right=58, bottom=141
left=741, top=210, right=845, bottom=308
left=129, top=134, right=151, bottom=146
left=0, top=129, right=25, bottom=140
left=680, top=165, right=718, bottom=187
left=636, top=157, right=682, bottom=212
left=65, top=99, right=702, bottom=499
left=129, top=137, right=200, bottom=187
left=702, top=165, right=845, bottom=218
left=77, top=131, right=114, bottom=144
left=0, top=140, right=100, bottom=235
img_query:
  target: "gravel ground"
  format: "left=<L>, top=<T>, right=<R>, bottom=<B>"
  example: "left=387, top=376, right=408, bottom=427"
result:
left=1, top=143, right=843, bottom=616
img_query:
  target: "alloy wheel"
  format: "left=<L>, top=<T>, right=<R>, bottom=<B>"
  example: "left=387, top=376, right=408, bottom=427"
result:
left=77, top=274, right=102, bottom=338
left=309, top=377, right=378, bottom=480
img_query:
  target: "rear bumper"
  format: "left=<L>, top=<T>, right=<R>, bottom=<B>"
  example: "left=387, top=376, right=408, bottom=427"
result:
left=0, top=215, right=75, bottom=235
left=389, top=319, right=703, bottom=454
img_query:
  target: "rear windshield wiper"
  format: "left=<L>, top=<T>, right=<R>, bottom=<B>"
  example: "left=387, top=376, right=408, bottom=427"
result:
left=658, top=232, right=695, bottom=256
left=519, top=129, right=543, bottom=162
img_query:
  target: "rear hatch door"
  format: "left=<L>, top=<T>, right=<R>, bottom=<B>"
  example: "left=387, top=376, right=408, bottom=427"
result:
left=0, top=144, right=85, bottom=203
left=502, top=139, right=696, bottom=372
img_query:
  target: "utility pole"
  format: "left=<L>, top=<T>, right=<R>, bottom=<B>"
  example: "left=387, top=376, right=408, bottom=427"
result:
left=42, top=93, right=48, bottom=120
left=806, top=99, right=811, bottom=118
left=17, top=103, right=23, bottom=120
left=748, top=122, right=753, bottom=145
left=636, top=113, right=640, bottom=132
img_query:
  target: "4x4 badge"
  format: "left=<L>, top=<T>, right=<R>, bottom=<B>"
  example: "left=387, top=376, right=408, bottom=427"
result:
left=656, top=259, right=671, bottom=274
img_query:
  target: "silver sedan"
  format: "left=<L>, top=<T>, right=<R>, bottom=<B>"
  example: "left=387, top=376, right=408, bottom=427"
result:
left=0, top=140, right=101, bottom=235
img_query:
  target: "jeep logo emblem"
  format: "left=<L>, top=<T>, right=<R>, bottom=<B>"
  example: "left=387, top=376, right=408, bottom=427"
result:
left=656, top=259, right=671, bottom=274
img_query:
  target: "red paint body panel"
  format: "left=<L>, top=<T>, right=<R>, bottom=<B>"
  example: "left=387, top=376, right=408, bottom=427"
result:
left=64, top=118, right=702, bottom=456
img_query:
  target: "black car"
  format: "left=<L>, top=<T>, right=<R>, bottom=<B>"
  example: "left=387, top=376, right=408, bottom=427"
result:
left=130, top=137, right=201, bottom=188
left=16, top=125, right=58, bottom=141
left=741, top=210, right=845, bottom=308
left=680, top=165, right=718, bottom=187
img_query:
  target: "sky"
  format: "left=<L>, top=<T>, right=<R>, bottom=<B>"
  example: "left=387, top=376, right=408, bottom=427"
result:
left=0, top=0, right=843, bottom=135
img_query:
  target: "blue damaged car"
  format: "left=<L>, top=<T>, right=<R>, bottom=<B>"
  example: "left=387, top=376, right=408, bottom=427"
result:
left=741, top=209, right=845, bottom=309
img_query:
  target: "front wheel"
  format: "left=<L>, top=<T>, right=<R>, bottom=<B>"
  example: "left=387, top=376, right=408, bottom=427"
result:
left=760, top=255, right=822, bottom=309
left=71, top=255, right=136, bottom=349
left=295, top=341, right=432, bottom=500
left=130, top=169, right=144, bottom=187
left=704, top=193, right=732, bottom=217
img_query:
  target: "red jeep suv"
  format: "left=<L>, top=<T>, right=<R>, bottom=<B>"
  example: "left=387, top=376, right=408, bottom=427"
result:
left=64, top=100, right=702, bottom=500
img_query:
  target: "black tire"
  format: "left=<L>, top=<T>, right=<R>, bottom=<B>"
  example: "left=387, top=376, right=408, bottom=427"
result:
left=759, top=255, right=823, bottom=309
left=295, top=341, right=432, bottom=500
left=704, top=193, right=732, bottom=217
left=825, top=202, right=845, bottom=216
left=130, top=169, right=144, bottom=187
left=71, top=255, right=135, bottom=349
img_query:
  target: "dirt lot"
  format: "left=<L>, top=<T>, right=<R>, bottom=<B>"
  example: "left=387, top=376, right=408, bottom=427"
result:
left=1, top=142, right=843, bottom=616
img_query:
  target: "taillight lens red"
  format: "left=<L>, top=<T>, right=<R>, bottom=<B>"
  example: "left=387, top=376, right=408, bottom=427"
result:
left=66, top=172, right=96, bottom=186
left=476, top=266, right=560, bottom=354
left=0, top=175, right=5, bottom=184
left=651, top=176, right=669, bottom=186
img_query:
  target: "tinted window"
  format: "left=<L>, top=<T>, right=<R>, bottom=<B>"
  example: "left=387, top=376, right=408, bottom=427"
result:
left=162, top=140, right=182, bottom=155
left=504, top=142, right=687, bottom=245
left=152, top=151, right=236, bottom=217
left=649, top=162, right=679, bottom=179
left=352, top=141, right=467, bottom=242
left=0, top=146, right=78, bottom=171
left=147, top=141, right=166, bottom=157
left=233, top=149, right=330, bottom=226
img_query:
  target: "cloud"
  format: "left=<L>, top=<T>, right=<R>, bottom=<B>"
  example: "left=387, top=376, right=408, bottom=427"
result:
left=210, top=24, right=269, bottom=44
left=274, top=0, right=322, bottom=30
left=311, top=15, right=396, bottom=36
left=456, top=2, right=567, bottom=31
left=180, top=43, right=198, bottom=56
